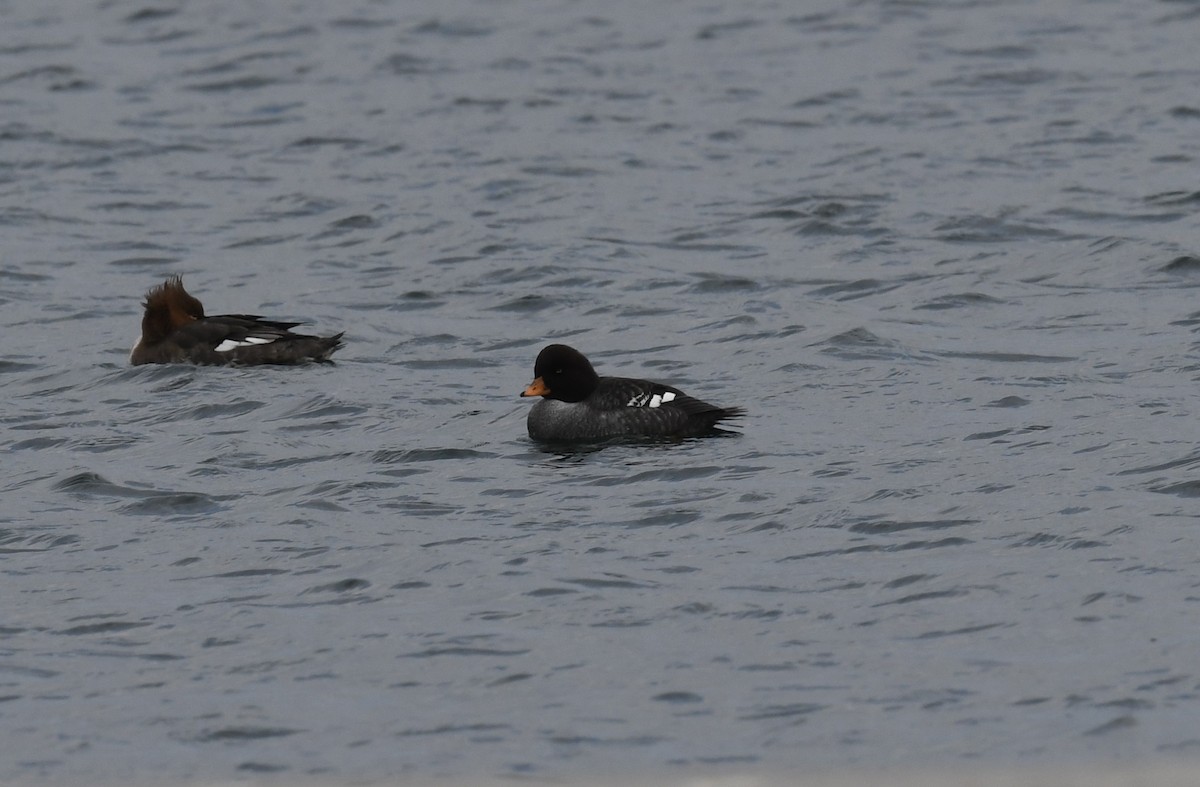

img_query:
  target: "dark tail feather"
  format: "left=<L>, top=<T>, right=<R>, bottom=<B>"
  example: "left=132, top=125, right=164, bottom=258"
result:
left=313, top=332, right=345, bottom=361
left=689, top=405, right=744, bottom=435
left=712, top=406, right=745, bottom=430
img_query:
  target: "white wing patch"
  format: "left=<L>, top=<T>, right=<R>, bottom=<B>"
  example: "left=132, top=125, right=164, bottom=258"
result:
left=215, top=336, right=276, bottom=352
left=626, top=391, right=677, bottom=408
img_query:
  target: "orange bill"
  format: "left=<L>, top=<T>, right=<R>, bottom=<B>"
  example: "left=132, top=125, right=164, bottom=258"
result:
left=521, top=377, right=551, bottom=397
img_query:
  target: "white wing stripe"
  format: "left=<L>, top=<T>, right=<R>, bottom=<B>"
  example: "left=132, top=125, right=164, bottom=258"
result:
left=215, top=336, right=276, bottom=352
left=627, top=391, right=677, bottom=408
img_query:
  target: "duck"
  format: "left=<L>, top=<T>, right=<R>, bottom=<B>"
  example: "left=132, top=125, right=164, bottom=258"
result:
left=129, top=276, right=344, bottom=366
left=520, top=343, right=744, bottom=441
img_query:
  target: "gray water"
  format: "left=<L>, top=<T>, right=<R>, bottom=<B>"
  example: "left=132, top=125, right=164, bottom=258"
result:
left=3, top=0, right=1200, bottom=783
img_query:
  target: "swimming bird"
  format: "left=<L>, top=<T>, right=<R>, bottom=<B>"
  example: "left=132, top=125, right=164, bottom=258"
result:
left=520, top=343, right=744, bottom=441
left=129, top=276, right=344, bottom=365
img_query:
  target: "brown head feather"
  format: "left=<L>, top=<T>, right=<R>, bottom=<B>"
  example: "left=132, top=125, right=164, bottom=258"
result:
left=141, top=275, right=205, bottom=342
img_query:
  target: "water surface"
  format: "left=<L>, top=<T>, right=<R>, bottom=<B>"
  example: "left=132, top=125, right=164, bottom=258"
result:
left=3, top=0, right=1200, bottom=782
